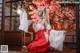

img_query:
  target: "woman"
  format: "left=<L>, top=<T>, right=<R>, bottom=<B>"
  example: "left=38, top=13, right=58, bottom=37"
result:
left=27, top=18, right=49, bottom=53
left=27, top=4, right=50, bottom=53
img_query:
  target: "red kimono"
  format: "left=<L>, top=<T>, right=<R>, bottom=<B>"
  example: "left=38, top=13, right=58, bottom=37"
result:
left=27, top=1, right=50, bottom=52
left=27, top=30, right=49, bottom=52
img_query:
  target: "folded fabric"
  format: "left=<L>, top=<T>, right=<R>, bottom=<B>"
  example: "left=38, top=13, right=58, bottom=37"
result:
left=49, top=30, right=65, bottom=51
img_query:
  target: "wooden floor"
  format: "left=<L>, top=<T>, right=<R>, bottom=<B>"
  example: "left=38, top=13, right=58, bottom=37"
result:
left=8, top=46, right=76, bottom=53
left=49, top=49, right=76, bottom=53
left=8, top=49, right=76, bottom=53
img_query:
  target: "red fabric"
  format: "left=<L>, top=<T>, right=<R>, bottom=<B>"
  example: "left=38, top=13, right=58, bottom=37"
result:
left=27, top=30, right=49, bottom=52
